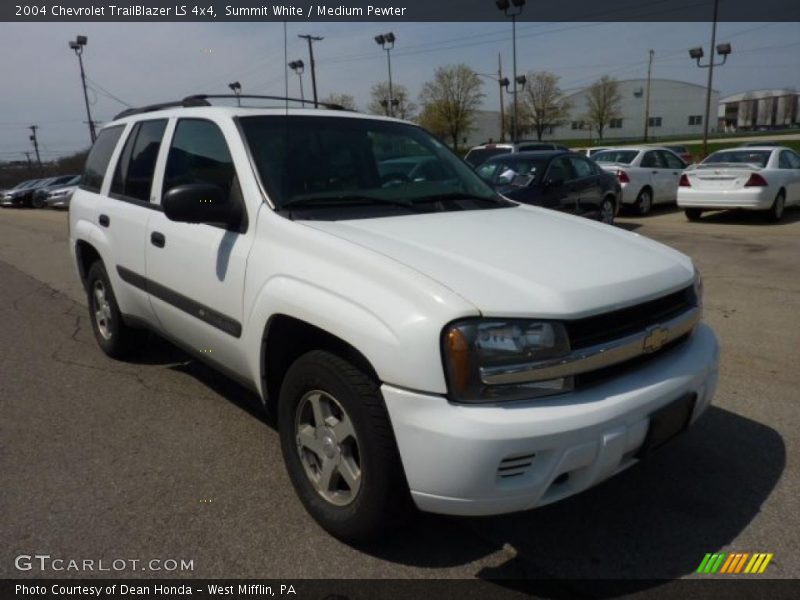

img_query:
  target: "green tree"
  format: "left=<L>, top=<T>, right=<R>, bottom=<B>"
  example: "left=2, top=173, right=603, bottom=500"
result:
left=418, top=64, right=485, bottom=150
left=519, top=71, right=572, bottom=141
left=321, top=93, right=357, bottom=111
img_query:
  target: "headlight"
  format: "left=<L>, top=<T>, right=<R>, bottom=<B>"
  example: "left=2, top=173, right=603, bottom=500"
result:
left=442, top=319, right=571, bottom=403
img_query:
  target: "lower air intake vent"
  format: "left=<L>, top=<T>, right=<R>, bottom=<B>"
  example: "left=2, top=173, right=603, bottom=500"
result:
left=497, top=453, right=536, bottom=479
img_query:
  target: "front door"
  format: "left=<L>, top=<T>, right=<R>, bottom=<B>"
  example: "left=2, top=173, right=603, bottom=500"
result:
left=145, top=117, right=255, bottom=378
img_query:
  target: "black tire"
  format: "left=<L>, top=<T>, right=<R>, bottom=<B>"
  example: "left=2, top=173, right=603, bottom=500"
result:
left=85, top=261, right=145, bottom=359
left=599, top=197, right=615, bottom=225
left=684, top=208, right=703, bottom=221
left=278, top=350, right=411, bottom=542
left=635, top=187, right=653, bottom=216
left=767, top=191, right=785, bottom=223
left=32, top=195, right=45, bottom=209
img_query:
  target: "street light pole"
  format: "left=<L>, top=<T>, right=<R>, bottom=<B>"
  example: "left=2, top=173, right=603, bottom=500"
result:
left=477, top=67, right=510, bottom=142
left=298, top=34, right=323, bottom=108
left=688, top=0, right=730, bottom=158
left=375, top=33, right=396, bottom=117
left=228, top=81, right=242, bottom=106
left=643, top=49, right=654, bottom=142
left=289, top=60, right=305, bottom=101
left=68, top=35, right=96, bottom=144
left=496, top=0, right=526, bottom=143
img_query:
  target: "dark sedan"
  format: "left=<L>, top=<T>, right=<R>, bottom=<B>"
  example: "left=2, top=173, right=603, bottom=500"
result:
left=475, top=151, right=621, bottom=224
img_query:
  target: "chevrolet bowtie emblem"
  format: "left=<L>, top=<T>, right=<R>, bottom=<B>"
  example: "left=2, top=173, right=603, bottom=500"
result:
left=643, top=326, right=669, bottom=353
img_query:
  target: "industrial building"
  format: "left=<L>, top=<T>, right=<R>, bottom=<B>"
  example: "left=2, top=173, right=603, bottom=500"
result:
left=544, top=78, right=719, bottom=141
left=718, top=89, right=799, bottom=132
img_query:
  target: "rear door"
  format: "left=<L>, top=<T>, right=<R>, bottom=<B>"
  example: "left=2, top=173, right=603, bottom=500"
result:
left=659, top=150, right=686, bottom=202
left=541, top=156, right=579, bottom=214
left=94, top=119, right=168, bottom=324
left=145, top=117, right=255, bottom=378
left=639, top=150, right=671, bottom=203
left=568, top=155, right=603, bottom=217
left=778, top=150, right=800, bottom=202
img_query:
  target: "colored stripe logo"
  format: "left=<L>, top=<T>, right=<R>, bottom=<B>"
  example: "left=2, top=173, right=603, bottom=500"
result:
left=696, top=552, right=773, bottom=574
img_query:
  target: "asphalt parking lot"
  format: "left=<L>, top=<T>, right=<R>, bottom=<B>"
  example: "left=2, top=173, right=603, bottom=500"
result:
left=1, top=206, right=798, bottom=591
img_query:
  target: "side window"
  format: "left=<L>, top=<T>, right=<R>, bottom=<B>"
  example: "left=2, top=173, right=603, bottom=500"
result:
left=640, top=151, right=663, bottom=168
left=778, top=151, right=797, bottom=169
left=661, top=151, right=685, bottom=169
left=569, top=157, right=594, bottom=178
left=81, top=126, right=125, bottom=193
left=547, top=157, right=573, bottom=183
left=111, top=119, right=167, bottom=202
left=163, top=119, right=236, bottom=202
left=788, top=152, right=800, bottom=169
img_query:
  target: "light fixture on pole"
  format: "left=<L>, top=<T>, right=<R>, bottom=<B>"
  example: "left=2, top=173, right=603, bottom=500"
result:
left=228, top=81, right=242, bottom=106
left=688, top=0, right=731, bottom=157
left=288, top=60, right=305, bottom=101
left=375, top=32, right=396, bottom=117
left=68, top=35, right=96, bottom=144
left=495, top=0, right=526, bottom=142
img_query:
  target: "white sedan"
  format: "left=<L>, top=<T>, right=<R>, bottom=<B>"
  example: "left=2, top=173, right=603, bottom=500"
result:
left=593, top=146, right=687, bottom=215
left=678, top=146, right=800, bottom=222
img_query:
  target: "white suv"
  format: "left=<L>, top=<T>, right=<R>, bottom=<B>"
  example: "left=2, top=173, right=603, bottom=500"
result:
left=69, top=97, right=719, bottom=541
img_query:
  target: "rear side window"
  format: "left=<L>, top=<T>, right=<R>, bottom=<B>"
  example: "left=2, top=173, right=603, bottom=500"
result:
left=569, top=157, right=594, bottom=178
left=81, top=126, right=125, bottom=193
left=111, top=119, right=167, bottom=202
left=640, top=151, right=665, bottom=168
left=660, top=151, right=685, bottom=169
left=163, top=119, right=236, bottom=201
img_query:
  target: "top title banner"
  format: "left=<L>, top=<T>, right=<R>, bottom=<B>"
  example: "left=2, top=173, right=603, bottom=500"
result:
left=5, top=0, right=800, bottom=22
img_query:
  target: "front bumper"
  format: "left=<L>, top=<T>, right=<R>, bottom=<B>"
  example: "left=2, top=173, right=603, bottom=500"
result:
left=383, top=323, right=719, bottom=516
left=677, top=187, right=773, bottom=210
left=45, top=196, right=71, bottom=208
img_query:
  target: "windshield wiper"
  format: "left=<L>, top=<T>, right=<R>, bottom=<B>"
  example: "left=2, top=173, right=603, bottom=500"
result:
left=281, top=194, right=415, bottom=210
left=410, top=192, right=509, bottom=205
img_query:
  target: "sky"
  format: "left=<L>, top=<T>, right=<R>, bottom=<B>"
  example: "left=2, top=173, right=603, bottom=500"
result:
left=0, top=20, right=798, bottom=162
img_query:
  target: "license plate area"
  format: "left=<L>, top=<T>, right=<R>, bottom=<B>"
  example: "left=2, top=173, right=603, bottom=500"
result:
left=636, top=393, right=696, bottom=458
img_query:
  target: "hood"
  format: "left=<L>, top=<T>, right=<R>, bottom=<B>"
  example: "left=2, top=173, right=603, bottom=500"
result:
left=302, top=205, right=694, bottom=319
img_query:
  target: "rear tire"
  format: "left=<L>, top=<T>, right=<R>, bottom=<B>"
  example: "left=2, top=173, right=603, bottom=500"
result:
left=85, top=261, right=145, bottom=359
left=684, top=208, right=703, bottom=221
left=635, top=188, right=653, bottom=216
left=278, top=350, right=411, bottom=542
left=32, top=195, right=45, bottom=209
left=767, top=192, right=785, bottom=223
left=599, top=197, right=615, bottom=225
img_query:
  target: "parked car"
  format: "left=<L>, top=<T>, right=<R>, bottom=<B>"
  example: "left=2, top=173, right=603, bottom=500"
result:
left=585, top=146, right=610, bottom=157
left=475, top=151, right=620, bottom=224
left=664, top=145, right=693, bottom=164
left=464, top=141, right=569, bottom=167
left=738, top=141, right=783, bottom=147
left=32, top=174, right=80, bottom=208
left=69, top=99, right=718, bottom=542
left=593, top=146, right=687, bottom=215
left=43, top=175, right=81, bottom=209
left=677, top=146, right=800, bottom=222
left=1, top=178, right=44, bottom=207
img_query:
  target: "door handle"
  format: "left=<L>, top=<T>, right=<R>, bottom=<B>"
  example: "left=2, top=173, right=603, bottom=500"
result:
left=98, top=214, right=110, bottom=227
left=150, top=231, right=165, bottom=248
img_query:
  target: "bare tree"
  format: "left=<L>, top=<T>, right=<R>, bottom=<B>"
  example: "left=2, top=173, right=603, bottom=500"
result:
left=519, top=71, right=571, bottom=141
left=418, top=64, right=485, bottom=150
left=585, top=75, right=622, bottom=140
left=321, top=93, right=357, bottom=111
left=368, top=82, right=418, bottom=120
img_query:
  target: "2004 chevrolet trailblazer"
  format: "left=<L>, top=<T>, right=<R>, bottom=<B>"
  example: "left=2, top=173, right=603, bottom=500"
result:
left=69, top=97, right=719, bottom=541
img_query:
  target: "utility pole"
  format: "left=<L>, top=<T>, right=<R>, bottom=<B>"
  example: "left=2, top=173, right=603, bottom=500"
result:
left=29, top=125, right=42, bottom=168
left=498, top=54, right=506, bottom=142
left=643, top=49, right=654, bottom=142
left=298, top=34, right=323, bottom=108
left=24, top=152, right=32, bottom=168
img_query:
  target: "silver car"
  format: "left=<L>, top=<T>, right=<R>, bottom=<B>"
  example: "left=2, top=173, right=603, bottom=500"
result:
left=43, top=176, right=81, bottom=209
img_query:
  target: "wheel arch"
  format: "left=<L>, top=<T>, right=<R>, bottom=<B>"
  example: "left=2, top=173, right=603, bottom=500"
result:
left=75, top=239, right=103, bottom=290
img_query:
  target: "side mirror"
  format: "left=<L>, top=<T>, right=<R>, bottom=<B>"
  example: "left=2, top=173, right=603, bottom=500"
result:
left=162, top=183, right=236, bottom=226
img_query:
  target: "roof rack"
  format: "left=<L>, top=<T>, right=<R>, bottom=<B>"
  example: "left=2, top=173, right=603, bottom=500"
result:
left=113, top=94, right=347, bottom=120
left=184, top=94, right=348, bottom=111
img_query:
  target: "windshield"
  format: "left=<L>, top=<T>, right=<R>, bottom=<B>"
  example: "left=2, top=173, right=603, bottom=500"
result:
left=464, top=147, right=512, bottom=167
left=703, top=150, right=771, bottom=167
left=239, top=116, right=500, bottom=215
left=593, top=150, right=639, bottom=164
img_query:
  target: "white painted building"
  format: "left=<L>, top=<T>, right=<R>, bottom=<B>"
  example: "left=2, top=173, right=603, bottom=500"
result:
left=718, top=89, right=799, bottom=131
left=543, top=78, right=719, bottom=142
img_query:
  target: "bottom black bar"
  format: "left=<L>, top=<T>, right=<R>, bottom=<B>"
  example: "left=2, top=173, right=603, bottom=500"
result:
left=2, top=579, right=799, bottom=600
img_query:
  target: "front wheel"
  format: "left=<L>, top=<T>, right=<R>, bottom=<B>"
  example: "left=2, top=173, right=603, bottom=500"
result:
left=32, top=195, right=45, bottom=209
left=278, top=350, right=410, bottom=542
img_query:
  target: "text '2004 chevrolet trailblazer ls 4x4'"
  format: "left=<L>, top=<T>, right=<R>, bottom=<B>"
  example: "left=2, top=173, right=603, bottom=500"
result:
left=69, top=95, right=719, bottom=541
